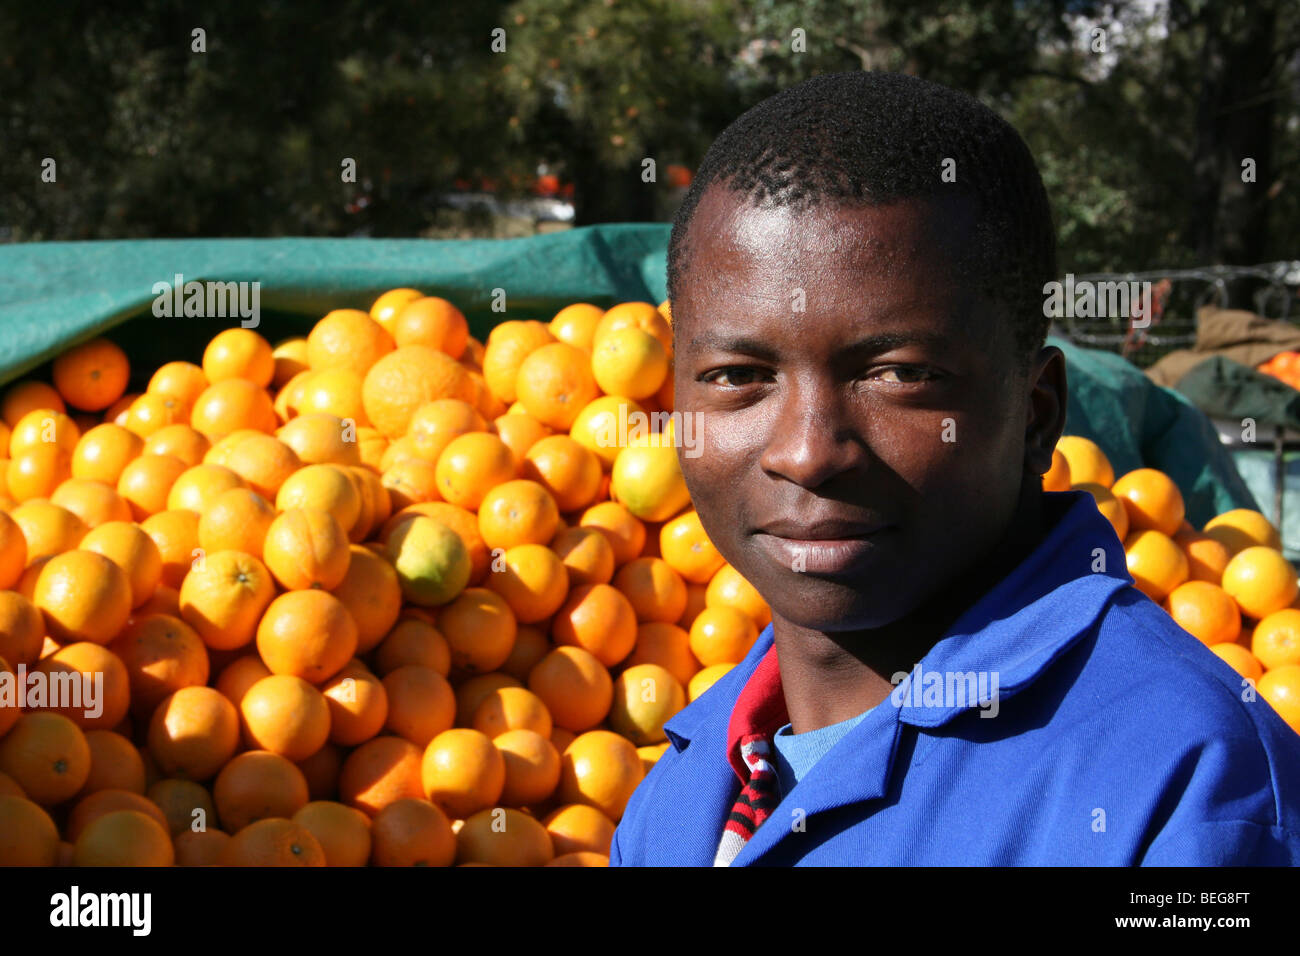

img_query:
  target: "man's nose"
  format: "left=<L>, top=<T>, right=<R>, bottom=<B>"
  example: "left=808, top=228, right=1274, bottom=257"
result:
left=757, top=375, right=868, bottom=490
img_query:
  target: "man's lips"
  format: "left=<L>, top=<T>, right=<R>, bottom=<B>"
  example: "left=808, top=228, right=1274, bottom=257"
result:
left=753, top=518, right=896, bottom=574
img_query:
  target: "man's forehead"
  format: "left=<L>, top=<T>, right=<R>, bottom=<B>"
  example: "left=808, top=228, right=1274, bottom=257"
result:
left=685, top=186, right=979, bottom=279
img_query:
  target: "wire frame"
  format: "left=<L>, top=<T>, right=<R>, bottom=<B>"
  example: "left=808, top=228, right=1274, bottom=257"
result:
left=1053, top=262, right=1300, bottom=369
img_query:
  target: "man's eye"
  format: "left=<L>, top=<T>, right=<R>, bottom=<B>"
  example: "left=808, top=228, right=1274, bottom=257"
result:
left=871, top=365, right=936, bottom=384
left=704, top=367, right=766, bottom=387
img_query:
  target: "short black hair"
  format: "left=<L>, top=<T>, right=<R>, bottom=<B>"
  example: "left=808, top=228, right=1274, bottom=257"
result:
left=667, top=71, right=1057, bottom=369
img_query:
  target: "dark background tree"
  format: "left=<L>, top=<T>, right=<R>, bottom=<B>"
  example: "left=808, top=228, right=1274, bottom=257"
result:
left=1, top=0, right=1296, bottom=275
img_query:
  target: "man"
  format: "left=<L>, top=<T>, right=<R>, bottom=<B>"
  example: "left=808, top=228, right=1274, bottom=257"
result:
left=610, top=71, right=1300, bottom=865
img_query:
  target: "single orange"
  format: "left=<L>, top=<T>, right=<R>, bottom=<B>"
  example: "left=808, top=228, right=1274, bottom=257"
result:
left=1163, top=581, right=1241, bottom=646
left=1124, top=530, right=1190, bottom=602
left=257, top=589, right=358, bottom=684
left=33, top=549, right=132, bottom=645
left=307, top=308, right=395, bottom=376
left=484, top=543, right=569, bottom=623
left=338, top=735, right=425, bottom=817
left=375, top=617, right=451, bottom=678
left=543, top=803, right=616, bottom=857
left=516, top=342, right=600, bottom=431
left=456, top=806, right=554, bottom=866
left=689, top=605, right=759, bottom=666
left=521, top=434, right=602, bottom=513
left=221, top=817, right=325, bottom=867
left=436, top=587, right=518, bottom=676
left=166, top=462, right=246, bottom=515
left=557, top=729, right=645, bottom=822
left=0, top=711, right=91, bottom=805
left=148, top=360, right=210, bottom=409
left=1257, top=665, right=1300, bottom=734
left=239, top=675, right=331, bottom=761
left=527, top=645, right=613, bottom=733
left=1251, top=608, right=1300, bottom=670
left=6, top=444, right=73, bottom=501
left=202, top=328, right=274, bottom=387
left=493, top=728, right=561, bottom=808
left=381, top=665, right=456, bottom=747
left=0, top=510, right=27, bottom=589
left=550, top=525, right=616, bottom=587
left=196, top=489, right=275, bottom=561
left=1057, top=435, right=1114, bottom=487
left=549, top=303, right=604, bottom=353
left=421, top=728, right=505, bottom=819
left=592, top=327, right=669, bottom=400
left=178, top=549, right=276, bottom=651
left=613, top=556, right=688, bottom=624
left=370, top=796, right=456, bottom=867
left=9, top=500, right=87, bottom=564
left=71, top=423, right=143, bottom=485
left=435, top=432, right=517, bottom=510
left=1221, top=546, right=1298, bottom=619
left=263, top=507, right=352, bottom=591
left=73, top=809, right=174, bottom=866
left=117, top=453, right=189, bottom=520
left=478, top=479, right=561, bottom=551
left=1112, top=468, right=1186, bottom=536
left=391, top=297, right=469, bottom=360
left=74, top=729, right=144, bottom=797
left=659, top=510, right=724, bottom=584
left=52, top=337, right=130, bottom=412
left=320, top=661, right=388, bottom=747
left=190, top=378, right=277, bottom=439
left=293, top=799, right=373, bottom=867
left=109, top=613, right=210, bottom=717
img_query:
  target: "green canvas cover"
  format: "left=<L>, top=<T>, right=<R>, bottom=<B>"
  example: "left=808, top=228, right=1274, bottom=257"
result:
left=0, top=224, right=1258, bottom=529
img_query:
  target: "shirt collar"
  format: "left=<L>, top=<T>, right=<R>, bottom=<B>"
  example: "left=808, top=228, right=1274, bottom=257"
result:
left=664, top=489, right=1135, bottom=773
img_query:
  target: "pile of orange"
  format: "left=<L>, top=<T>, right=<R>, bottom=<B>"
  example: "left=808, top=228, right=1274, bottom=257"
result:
left=0, top=292, right=770, bottom=867
left=1256, top=351, right=1300, bottom=390
left=1050, top=436, right=1300, bottom=736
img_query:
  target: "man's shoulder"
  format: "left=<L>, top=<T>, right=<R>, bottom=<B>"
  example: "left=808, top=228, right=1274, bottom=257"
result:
left=1055, top=587, right=1300, bottom=846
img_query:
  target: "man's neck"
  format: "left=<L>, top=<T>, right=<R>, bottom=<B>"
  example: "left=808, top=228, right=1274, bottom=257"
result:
left=772, top=480, right=1051, bottom=734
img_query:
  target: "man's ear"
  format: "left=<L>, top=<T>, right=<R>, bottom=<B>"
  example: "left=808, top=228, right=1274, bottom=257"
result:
left=1024, top=345, right=1067, bottom=477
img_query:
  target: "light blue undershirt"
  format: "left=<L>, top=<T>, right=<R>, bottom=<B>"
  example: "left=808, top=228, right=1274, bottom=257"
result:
left=771, top=709, right=871, bottom=797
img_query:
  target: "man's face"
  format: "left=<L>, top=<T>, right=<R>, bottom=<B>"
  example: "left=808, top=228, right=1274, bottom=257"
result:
left=673, top=186, right=1046, bottom=633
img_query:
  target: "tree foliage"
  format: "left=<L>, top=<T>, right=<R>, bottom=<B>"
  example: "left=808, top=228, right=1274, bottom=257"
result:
left=1, top=0, right=1295, bottom=273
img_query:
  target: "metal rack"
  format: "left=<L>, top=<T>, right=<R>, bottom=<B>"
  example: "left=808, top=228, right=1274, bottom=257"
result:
left=1052, top=261, right=1300, bottom=370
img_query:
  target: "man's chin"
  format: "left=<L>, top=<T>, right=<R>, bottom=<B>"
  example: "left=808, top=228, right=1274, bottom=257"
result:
left=756, top=571, right=920, bottom=634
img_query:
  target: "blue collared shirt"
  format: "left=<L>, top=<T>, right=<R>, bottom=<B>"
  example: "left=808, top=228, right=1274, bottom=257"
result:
left=610, top=490, right=1300, bottom=865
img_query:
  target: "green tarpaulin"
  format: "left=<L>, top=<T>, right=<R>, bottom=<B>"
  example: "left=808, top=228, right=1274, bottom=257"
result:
left=0, top=225, right=1258, bottom=529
